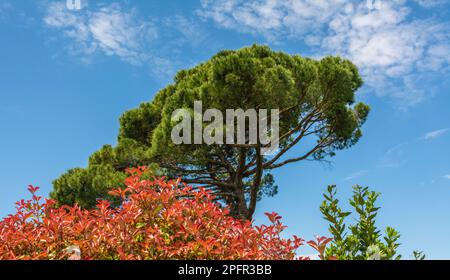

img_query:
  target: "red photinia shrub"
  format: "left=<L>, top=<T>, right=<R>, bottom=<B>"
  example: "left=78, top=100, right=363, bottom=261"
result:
left=0, top=167, right=331, bottom=260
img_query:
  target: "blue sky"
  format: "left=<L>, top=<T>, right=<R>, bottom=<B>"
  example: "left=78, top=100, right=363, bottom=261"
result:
left=1, top=0, right=450, bottom=259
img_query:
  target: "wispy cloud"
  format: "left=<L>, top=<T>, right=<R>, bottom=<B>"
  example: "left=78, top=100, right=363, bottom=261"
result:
left=162, top=15, right=209, bottom=48
left=44, top=1, right=209, bottom=78
left=414, top=0, right=449, bottom=8
left=44, top=2, right=157, bottom=65
left=344, top=170, right=368, bottom=181
left=198, top=0, right=450, bottom=107
left=378, top=142, right=408, bottom=168
left=198, top=0, right=348, bottom=41
left=423, top=128, right=449, bottom=140
left=0, top=1, right=35, bottom=26
left=443, top=174, right=450, bottom=180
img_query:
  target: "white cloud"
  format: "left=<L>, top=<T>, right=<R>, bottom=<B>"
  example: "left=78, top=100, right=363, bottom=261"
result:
left=44, top=2, right=157, bottom=65
left=198, top=0, right=450, bottom=107
left=443, top=174, right=450, bottom=180
left=44, top=2, right=208, bottom=78
left=198, top=0, right=348, bottom=40
left=344, top=170, right=368, bottom=181
left=319, top=2, right=450, bottom=107
left=423, top=128, right=449, bottom=140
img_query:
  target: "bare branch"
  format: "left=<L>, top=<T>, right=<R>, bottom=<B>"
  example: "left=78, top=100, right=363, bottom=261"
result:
left=267, top=135, right=333, bottom=170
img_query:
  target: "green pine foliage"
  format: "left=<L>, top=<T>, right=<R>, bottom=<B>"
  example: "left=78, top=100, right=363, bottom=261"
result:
left=52, top=45, right=370, bottom=219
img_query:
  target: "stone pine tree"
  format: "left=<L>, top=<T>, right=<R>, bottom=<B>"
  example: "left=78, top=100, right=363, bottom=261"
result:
left=51, top=45, right=370, bottom=219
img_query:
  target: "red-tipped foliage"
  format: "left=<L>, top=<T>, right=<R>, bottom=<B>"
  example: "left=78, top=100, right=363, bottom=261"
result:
left=0, top=168, right=328, bottom=260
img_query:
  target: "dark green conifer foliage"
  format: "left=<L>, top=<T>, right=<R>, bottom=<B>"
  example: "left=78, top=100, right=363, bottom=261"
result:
left=52, top=45, right=370, bottom=219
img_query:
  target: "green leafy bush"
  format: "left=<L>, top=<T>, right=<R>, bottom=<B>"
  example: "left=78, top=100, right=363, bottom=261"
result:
left=320, top=185, right=401, bottom=260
